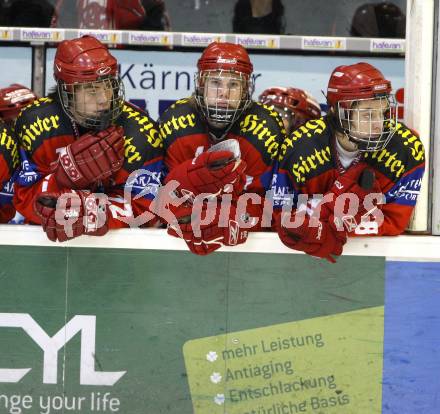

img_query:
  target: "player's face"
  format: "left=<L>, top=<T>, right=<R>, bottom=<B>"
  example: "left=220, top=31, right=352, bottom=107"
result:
left=349, top=99, right=386, bottom=139
left=203, top=71, right=244, bottom=110
left=73, top=79, right=113, bottom=119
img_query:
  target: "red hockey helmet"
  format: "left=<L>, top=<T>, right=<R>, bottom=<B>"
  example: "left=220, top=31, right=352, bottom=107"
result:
left=54, top=35, right=118, bottom=83
left=0, top=84, right=37, bottom=123
left=195, top=42, right=254, bottom=134
left=197, top=42, right=253, bottom=75
left=327, top=62, right=392, bottom=107
left=259, top=87, right=321, bottom=132
left=327, top=62, right=397, bottom=152
left=54, top=35, right=124, bottom=130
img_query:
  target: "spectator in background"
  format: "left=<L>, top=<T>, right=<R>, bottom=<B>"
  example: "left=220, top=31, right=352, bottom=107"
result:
left=233, top=0, right=285, bottom=34
left=70, top=0, right=171, bottom=30
left=0, top=0, right=55, bottom=27
left=139, top=0, right=171, bottom=31
left=259, top=87, right=321, bottom=136
left=350, top=2, right=406, bottom=38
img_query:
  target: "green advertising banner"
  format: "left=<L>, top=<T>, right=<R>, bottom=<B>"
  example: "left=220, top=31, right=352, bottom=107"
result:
left=0, top=246, right=384, bottom=414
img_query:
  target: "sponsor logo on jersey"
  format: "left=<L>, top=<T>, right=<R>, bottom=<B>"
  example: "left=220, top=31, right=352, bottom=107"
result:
left=159, top=112, right=197, bottom=139
left=239, top=114, right=279, bottom=158
left=393, top=122, right=424, bottom=162
left=125, top=168, right=163, bottom=200
left=1, top=177, right=13, bottom=195
left=18, top=114, right=61, bottom=151
left=291, top=147, right=332, bottom=184
left=17, top=158, right=41, bottom=186
left=123, top=137, right=142, bottom=164
left=0, top=126, right=19, bottom=168
left=122, top=104, right=163, bottom=150
left=363, top=149, right=406, bottom=178
left=279, top=118, right=327, bottom=160
left=387, top=177, right=422, bottom=202
left=362, top=124, right=423, bottom=179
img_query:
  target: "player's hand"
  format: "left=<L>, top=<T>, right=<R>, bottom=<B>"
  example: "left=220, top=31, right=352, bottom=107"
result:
left=52, top=125, right=125, bottom=189
left=167, top=201, right=249, bottom=255
left=164, top=151, right=247, bottom=199
left=34, top=190, right=109, bottom=242
left=318, top=164, right=383, bottom=230
left=329, top=163, right=382, bottom=200
left=276, top=212, right=347, bottom=263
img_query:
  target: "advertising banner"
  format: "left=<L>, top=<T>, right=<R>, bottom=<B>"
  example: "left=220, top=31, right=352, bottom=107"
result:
left=0, top=247, right=438, bottom=413
left=0, top=247, right=385, bottom=413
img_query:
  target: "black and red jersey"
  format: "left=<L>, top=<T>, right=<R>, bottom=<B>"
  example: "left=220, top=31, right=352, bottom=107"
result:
left=0, top=121, right=19, bottom=223
left=160, top=97, right=286, bottom=198
left=14, top=96, right=164, bottom=227
left=273, top=116, right=425, bottom=236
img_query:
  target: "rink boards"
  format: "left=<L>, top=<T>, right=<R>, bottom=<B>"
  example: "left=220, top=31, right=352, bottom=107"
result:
left=0, top=243, right=438, bottom=414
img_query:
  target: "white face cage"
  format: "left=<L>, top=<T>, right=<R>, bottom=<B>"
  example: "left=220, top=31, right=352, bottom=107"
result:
left=194, top=70, right=254, bottom=128
left=336, top=95, right=397, bottom=152
left=57, top=76, right=125, bottom=131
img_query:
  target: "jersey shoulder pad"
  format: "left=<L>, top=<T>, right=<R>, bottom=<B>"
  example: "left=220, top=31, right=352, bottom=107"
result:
left=15, top=97, right=72, bottom=154
left=117, top=102, right=163, bottom=171
left=279, top=117, right=334, bottom=185
left=158, top=98, right=204, bottom=147
left=0, top=122, right=20, bottom=172
left=233, top=101, right=285, bottom=162
left=363, top=122, right=425, bottom=181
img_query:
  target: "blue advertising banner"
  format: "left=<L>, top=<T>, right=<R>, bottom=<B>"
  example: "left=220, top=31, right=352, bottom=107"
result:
left=382, top=261, right=440, bottom=414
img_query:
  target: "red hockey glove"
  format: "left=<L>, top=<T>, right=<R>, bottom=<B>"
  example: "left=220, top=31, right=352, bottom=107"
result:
left=317, top=164, right=383, bottom=233
left=330, top=163, right=382, bottom=200
left=167, top=201, right=249, bottom=255
left=34, top=190, right=109, bottom=242
left=52, top=125, right=125, bottom=189
left=164, top=151, right=247, bottom=200
left=276, top=212, right=347, bottom=263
